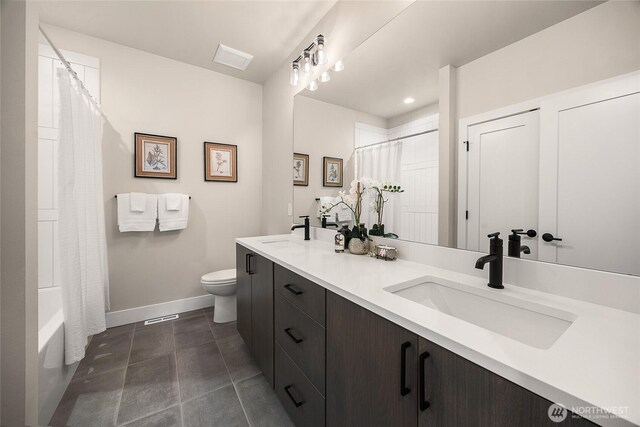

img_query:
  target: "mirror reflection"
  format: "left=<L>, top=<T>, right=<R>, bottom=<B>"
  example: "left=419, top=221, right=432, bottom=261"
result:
left=293, top=0, right=639, bottom=276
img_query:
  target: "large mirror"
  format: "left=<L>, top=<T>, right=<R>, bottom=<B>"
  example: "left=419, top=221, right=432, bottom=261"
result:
left=293, top=0, right=640, bottom=276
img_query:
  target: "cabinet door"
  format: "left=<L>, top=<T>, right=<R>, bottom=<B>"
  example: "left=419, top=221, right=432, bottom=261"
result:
left=236, top=244, right=252, bottom=347
left=418, top=337, right=597, bottom=427
left=251, top=254, right=274, bottom=386
left=327, top=292, right=417, bottom=427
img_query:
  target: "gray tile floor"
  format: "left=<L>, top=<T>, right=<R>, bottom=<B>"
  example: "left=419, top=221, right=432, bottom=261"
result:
left=51, top=308, right=294, bottom=427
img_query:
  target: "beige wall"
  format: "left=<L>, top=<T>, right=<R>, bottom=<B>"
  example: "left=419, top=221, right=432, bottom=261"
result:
left=261, top=1, right=413, bottom=235
left=1, top=1, right=39, bottom=425
left=42, top=25, right=263, bottom=312
left=456, top=1, right=640, bottom=120
left=293, top=95, right=385, bottom=225
left=387, top=102, right=439, bottom=129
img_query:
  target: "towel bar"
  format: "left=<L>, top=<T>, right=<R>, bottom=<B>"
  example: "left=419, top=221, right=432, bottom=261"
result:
left=114, top=195, right=191, bottom=199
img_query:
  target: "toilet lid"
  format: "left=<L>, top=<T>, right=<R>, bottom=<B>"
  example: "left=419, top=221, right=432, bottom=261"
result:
left=201, top=269, right=236, bottom=284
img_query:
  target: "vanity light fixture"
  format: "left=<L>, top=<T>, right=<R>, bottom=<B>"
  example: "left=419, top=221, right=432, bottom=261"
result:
left=320, top=71, right=331, bottom=83
left=290, top=34, right=336, bottom=89
left=332, top=59, right=345, bottom=72
left=404, top=97, right=415, bottom=104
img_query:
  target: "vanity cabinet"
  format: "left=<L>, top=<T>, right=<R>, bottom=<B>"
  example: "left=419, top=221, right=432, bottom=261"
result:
left=235, top=245, right=274, bottom=385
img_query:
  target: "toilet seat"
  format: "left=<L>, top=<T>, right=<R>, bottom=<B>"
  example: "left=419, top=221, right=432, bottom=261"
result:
left=201, top=269, right=236, bottom=285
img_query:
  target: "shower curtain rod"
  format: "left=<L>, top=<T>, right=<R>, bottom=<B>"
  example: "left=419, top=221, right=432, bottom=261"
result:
left=39, top=26, right=102, bottom=111
left=354, top=128, right=438, bottom=151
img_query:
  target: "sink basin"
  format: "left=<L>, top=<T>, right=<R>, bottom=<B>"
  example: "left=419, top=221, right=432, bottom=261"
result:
left=386, top=277, right=575, bottom=349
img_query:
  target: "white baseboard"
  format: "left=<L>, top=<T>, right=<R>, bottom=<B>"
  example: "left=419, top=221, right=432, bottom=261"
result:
left=106, top=294, right=215, bottom=328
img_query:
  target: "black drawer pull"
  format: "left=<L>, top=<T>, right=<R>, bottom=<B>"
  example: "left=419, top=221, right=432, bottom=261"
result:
left=246, top=254, right=254, bottom=275
left=284, top=327, right=304, bottom=344
left=400, top=341, right=411, bottom=396
left=284, top=384, right=305, bottom=407
left=419, top=351, right=430, bottom=411
left=284, top=284, right=303, bottom=295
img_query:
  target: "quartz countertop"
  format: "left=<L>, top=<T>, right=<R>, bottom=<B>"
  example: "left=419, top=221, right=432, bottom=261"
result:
left=237, top=234, right=639, bottom=427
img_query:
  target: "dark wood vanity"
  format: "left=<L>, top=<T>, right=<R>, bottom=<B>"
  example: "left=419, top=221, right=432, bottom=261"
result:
left=236, top=245, right=597, bottom=427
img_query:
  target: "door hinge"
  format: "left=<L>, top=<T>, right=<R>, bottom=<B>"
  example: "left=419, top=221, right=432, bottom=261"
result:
left=464, top=141, right=469, bottom=151
left=465, top=210, right=469, bottom=220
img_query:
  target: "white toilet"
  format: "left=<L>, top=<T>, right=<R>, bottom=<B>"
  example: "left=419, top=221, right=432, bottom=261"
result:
left=201, top=269, right=237, bottom=323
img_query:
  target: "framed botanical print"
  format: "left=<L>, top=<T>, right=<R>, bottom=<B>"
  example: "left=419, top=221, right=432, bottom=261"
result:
left=204, top=142, right=237, bottom=182
left=323, top=156, right=343, bottom=187
left=135, top=133, right=177, bottom=179
left=293, top=153, right=309, bottom=186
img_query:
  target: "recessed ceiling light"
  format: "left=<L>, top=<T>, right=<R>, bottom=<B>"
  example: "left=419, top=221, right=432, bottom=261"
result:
left=213, top=44, right=253, bottom=71
left=404, top=97, right=415, bottom=104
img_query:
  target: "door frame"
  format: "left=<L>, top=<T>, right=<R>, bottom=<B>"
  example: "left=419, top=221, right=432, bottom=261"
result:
left=456, top=70, right=640, bottom=250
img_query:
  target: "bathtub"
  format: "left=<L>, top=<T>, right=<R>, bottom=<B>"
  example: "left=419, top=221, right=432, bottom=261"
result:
left=38, top=287, right=79, bottom=426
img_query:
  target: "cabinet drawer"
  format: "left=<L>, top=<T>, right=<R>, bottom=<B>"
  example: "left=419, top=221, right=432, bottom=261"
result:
left=275, top=344, right=325, bottom=427
left=274, top=264, right=326, bottom=325
left=275, top=293, right=325, bottom=395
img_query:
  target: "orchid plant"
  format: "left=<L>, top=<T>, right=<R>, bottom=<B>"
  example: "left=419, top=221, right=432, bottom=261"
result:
left=321, top=178, right=369, bottom=236
left=370, top=181, right=404, bottom=232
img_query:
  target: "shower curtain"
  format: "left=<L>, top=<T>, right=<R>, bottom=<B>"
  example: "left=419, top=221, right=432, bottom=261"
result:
left=355, top=140, right=403, bottom=234
left=57, top=68, right=110, bottom=365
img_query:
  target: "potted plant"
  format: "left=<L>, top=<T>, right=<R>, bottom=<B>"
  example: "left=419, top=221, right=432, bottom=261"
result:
left=321, top=179, right=370, bottom=254
left=369, top=181, right=404, bottom=237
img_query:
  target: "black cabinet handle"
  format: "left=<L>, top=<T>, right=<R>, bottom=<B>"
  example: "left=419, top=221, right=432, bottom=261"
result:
left=400, top=341, right=411, bottom=396
left=542, top=233, right=563, bottom=242
left=246, top=254, right=254, bottom=274
left=284, top=284, right=303, bottom=296
left=284, top=385, right=305, bottom=407
left=419, top=351, right=431, bottom=411
left=284, top=327, right=304, bottom=344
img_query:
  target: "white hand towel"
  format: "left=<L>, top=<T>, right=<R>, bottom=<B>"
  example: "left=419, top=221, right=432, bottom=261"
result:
left=165, top=193, right=183, bottom=211
left=158, top=194, right=189, bottom=231
left=117, top=194, right=158, bottom=232
left=130, top=192, right=147, bottom=212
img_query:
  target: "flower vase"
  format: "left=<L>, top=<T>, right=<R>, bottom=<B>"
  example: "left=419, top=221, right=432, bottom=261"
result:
left=348, top=224, right=369, bottom=255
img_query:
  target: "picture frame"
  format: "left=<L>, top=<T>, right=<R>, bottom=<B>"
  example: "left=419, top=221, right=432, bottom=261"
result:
left=293, top=153, right=309, bottom=186
left=134, top=133, right=177, bottom=179
left=204, top=142, right=237, bottom=182
left=323, top=156, right=343, bottom=187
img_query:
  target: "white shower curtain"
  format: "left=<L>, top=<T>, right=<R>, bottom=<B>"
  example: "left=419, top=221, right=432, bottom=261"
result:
left=57, top=68, right=110, bottom=365
left=355, top=140, right=403, bottom=234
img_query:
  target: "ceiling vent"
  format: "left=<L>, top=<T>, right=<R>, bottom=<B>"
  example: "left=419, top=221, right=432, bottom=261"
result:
left=213, top=44, right=253, bottom=71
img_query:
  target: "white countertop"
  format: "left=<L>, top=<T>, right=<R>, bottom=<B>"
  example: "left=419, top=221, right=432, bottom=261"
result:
left=237, top=234, right=640, bottom=427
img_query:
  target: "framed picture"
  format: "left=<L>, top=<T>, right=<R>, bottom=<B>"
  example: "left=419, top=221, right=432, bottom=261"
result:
left=293, top=153, right=309, bottom=186
left=323, top=156, right=343, bottom=187
left=204, top=142, right=237, bottom=182
left=135, top=133, right=177, bottom=179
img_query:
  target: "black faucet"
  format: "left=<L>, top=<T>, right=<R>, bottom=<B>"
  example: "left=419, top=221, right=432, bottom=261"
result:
left=291, top=216, right=310, bottom=240
left=508, top=229, right=537, bottom=258
left=321, top=215, right=339, bottom=229
left=475, top=232, right=504, bottom=289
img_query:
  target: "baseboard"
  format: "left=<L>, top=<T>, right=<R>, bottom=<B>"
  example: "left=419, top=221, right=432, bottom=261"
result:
left=106, top=294, right=215, bottom=328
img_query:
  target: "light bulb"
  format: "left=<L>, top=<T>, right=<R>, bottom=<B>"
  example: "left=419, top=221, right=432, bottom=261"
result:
left=332, top=59, right=344, bottom=72
left=320, top=71, right=331, bottom=83
left=290, top=63, right=300, bottom=87
left=315, top=35, right=327, bottom=65
left=303, top=50, right=312, bottom=75
left=307, top=79, right=318, bottom=91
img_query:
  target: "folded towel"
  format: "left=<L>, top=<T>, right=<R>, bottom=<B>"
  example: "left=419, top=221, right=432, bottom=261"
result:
left=130, top=192, right=147, bottom=212
left=165, top=193, right=183, bottom=211
left=117, top=194, right=157, bottom=232
left=158, top=194, right=189, bottom=231
left=336, top=210, right=352, bottom=222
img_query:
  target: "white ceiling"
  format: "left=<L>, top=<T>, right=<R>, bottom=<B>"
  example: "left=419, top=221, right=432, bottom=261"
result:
left=37, top=0, right=337, bottom=84
left=301, top=1, right=602, bottom=120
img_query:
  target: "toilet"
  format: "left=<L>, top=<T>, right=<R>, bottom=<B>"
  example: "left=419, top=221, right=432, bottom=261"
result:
left=201, top=269, right=237, bottom=323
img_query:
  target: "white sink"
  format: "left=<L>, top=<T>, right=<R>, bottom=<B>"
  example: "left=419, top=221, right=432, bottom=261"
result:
left=386, top=277, right=575, bottom=349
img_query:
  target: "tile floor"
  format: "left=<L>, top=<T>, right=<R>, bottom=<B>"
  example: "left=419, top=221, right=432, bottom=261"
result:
left=50, top=308, right=294, bottom=427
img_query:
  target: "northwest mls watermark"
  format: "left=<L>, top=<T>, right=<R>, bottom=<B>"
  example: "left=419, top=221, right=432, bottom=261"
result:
left=548, top=403, right=629, bottom=423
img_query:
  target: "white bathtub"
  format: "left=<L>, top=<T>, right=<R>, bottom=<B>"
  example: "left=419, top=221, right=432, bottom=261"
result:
left=38, top=287, right=79, bottom=426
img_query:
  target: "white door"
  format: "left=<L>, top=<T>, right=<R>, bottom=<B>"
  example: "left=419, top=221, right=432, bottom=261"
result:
left=465, top=111, right=540, bottom=255
left=538, top=74, right=640, bottom=275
